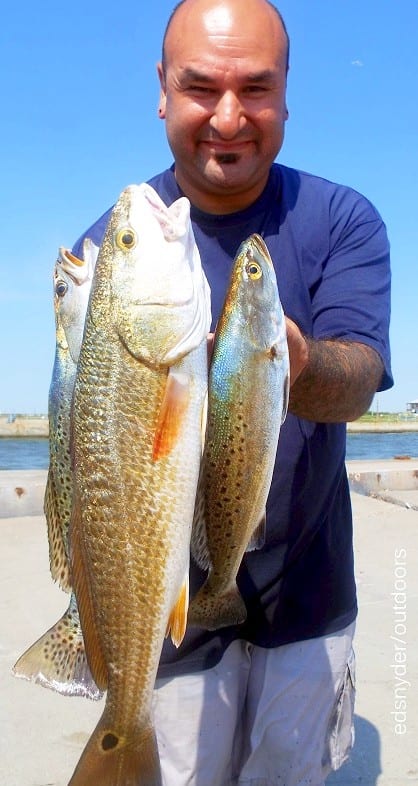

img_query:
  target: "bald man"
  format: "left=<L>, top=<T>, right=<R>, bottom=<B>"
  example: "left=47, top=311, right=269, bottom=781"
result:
left=73, top=1, right=392, bottom=784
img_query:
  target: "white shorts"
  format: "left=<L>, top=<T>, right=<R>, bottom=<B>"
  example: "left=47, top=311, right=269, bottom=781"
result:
left=153, top=622, right=356, bottom=786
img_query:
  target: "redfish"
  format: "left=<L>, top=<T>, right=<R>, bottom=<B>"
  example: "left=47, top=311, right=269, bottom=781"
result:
left=68, top=183, right=211, bottom=785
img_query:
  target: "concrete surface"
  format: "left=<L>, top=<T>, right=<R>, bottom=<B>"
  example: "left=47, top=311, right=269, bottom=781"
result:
left=2, top=460, right=418, bottom=519
left=1, top=486, right=417, bottom=784
left=0, top=415, right=48, bottom=437
left=0, top=469, right=47, bottom=518
left=348, top=459, right=418, bottom=511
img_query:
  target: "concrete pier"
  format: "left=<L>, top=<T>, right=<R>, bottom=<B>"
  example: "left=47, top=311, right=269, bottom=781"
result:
left=1, top=464, right=417, bottom=785
left=0, top=415, right=48, bottom=437
left=0, top=469, right=47, bottom=518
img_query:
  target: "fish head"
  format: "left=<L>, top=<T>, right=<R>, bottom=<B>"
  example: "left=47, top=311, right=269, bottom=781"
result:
left=93, top=183, right=211, bottom=366
left=53, top=239, right=98, bottom=363
left=228, top=234, right=287, bottom=355
left=217, top=233, right=289, bottom=424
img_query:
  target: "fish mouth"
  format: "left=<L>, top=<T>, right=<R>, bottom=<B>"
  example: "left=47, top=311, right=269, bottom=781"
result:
left=248, top=234, right=271, bottom=260
left=57, top=248, right=92, bottom=285
left=62, top=249, right=85, bottom=267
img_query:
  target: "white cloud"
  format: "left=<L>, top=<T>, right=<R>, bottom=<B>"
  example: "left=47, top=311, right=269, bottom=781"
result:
left=351, top=59, right=364, bottom=67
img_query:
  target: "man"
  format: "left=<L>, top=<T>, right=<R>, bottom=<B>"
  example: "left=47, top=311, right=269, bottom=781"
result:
left=73, top=1, right=392, bottom=783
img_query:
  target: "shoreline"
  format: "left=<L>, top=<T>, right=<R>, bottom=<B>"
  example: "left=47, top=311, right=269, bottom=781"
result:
left=1, top=459, right=418, bottom=519
left=0, top=416, right=48, bottom=438
left=2, top=415, right=418, bottom=437
left=347, top=420, right=418, bottom=433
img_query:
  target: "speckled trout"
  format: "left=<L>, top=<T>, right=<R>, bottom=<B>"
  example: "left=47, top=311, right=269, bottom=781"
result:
left=13, top=240, right=101, bottom=699
left=68, top=184, right=211, bottom=786
left=189, top=234, right=289, bottom=631
left=45, top=240, right=99, bottom=591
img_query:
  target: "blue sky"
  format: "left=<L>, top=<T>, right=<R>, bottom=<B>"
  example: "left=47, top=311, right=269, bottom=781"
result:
left=1, top=0, right=417, bottom=414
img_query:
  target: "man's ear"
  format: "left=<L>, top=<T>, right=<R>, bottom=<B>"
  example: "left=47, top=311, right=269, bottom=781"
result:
left=157, top=62, right=167, bottom=118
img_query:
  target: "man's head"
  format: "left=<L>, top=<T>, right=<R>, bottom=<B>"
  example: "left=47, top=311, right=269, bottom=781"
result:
left=161, top=0, right=290, bottom=77
left=157, top=0, right=289, bottom=213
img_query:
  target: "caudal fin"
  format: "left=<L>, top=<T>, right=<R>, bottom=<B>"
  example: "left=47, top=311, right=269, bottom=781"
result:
left=188, top=580, right=247, bottom=630
left=13, top=594, right=102, bottom=700
left=68, top=714, right=162, bottom=786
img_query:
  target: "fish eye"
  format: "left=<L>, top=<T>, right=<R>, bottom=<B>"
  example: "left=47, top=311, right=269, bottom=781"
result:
left=55, top=280, right=68, bottom=297
left=246, top=260, right=262, bottom=280
left=116, top=228, right=137, bottom=250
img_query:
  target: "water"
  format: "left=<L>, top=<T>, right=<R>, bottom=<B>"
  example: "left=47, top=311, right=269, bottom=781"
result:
left=1, top=432, right=418, bottom=470
left=345, top=431, right=418, bottom=460
left=0, top=438, right=49, bottom=470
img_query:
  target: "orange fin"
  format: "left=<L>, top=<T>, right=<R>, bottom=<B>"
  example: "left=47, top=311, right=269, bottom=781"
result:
left=152, top=369, right=190, bottom=461
left=166, top=575, right=189, bottom=648
left=68, top=713, right=162, bottom=786
left=70, top=497, right=108, bottom=691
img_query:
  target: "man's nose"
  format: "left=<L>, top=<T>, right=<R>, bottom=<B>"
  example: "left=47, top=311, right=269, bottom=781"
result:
left=209, top=91, right=245, bottom=138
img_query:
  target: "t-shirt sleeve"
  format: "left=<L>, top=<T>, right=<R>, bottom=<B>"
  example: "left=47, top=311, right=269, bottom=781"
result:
left=311, top=188, right=392, bottom=391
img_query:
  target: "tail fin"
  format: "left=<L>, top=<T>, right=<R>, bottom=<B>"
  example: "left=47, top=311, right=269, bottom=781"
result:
left=68, top=714, right=162, bottom=786
left=188, top=580, right=247, bottom=630
left=13, top=593, right=102, bottom=700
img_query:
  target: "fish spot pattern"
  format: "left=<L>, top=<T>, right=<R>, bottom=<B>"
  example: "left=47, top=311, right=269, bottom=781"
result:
left=45, top=393, right=74, bottom=591
left=102, top=733, right=119, bottom=751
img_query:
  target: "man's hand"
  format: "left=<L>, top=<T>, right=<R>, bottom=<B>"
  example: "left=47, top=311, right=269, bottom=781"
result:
left=286, top=317, right=309, bottom=387
left=287, top=323, right=384, bottom=423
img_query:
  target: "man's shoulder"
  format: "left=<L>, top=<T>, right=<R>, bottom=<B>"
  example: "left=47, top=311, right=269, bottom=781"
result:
left=277, top=161, right=353, bottom=191
left=276, top=163, right=383, bottom=222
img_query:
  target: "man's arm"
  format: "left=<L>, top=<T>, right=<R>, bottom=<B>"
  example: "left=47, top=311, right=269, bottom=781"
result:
left=286, top=317, right=384, bottom=423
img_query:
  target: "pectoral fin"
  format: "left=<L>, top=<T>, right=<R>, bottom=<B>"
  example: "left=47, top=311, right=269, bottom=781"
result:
left=200, top=391, right=208, bottom=455
left=281, top=372, right=290, bottom=425
left=247, top=513, right=266, bottom=551
left=152, top=369, right=190, bottom=461
left=165, top=575, right=189, bottom=648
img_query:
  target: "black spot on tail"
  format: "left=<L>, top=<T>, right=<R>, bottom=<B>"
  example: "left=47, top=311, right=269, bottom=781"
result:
left=102, top=733, right=119, bottom=751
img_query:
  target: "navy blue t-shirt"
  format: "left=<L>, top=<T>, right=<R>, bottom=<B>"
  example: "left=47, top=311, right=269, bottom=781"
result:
left=73, top=163, right=392, bottom=677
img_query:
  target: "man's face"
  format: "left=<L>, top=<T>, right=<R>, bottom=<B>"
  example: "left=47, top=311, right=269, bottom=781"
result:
left=158, top=0, right=288, bottom=214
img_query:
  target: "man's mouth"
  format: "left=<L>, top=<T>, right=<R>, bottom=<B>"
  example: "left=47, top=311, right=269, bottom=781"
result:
left=214, top=151, right=240, bottom=164
left=201, top=139, right=251, bottom=161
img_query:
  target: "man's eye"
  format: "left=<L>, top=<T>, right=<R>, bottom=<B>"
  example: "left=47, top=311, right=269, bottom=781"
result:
left=188, top=85, right=214, bottom=94
left=244, top=85, right=268, bottom=94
